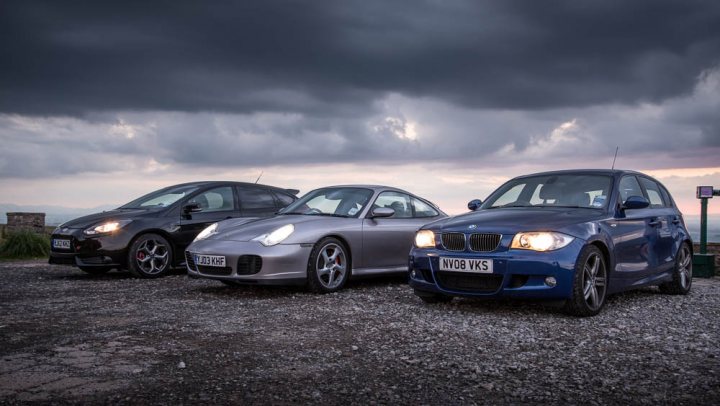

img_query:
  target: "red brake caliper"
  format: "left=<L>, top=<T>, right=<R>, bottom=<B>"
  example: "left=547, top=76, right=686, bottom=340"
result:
left=137, top=252, right=145, bottom=260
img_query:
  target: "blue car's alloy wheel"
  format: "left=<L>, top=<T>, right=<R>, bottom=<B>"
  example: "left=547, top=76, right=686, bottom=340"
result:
left=659, top=242, right=692, bottom=295
left=565, top=245, right=608, bottom=317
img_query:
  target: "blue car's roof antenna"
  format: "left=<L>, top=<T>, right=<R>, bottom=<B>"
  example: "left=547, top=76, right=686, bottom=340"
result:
left=611, top=146, right=619, bottom=170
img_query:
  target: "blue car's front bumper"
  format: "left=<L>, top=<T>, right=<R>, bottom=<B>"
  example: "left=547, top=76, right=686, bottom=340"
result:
left=408, top=238, right=585, bottom=299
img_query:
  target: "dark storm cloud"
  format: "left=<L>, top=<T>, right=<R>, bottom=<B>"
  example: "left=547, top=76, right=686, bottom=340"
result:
left=1, top=0, right=719, bottom=116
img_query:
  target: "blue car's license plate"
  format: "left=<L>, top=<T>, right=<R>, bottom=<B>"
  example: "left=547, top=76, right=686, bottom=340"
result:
left=439, top=257, right=493, bottom=273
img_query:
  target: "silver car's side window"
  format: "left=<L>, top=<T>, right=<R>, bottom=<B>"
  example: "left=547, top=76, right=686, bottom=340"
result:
left=372, top=192, right=413, bottom=218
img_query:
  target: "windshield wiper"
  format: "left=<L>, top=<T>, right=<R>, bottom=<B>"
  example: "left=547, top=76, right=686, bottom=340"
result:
left=308, top=213, right=350, bottom=218
left=278, top=211, right=306, bottom=215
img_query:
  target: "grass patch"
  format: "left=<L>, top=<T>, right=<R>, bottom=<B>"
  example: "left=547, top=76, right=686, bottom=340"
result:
left=0, top=230, right=51, bottom=259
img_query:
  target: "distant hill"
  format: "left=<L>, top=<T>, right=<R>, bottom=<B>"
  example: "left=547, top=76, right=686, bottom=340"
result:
left=1, top=203, right=119, bottom=226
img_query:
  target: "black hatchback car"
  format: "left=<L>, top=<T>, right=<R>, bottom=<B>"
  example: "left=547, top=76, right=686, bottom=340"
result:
left=49, top=181, right=298, bottom=278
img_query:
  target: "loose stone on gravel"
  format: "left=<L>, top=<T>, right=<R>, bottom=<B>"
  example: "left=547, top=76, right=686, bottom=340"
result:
left=0, top=260, right=719, bottom=404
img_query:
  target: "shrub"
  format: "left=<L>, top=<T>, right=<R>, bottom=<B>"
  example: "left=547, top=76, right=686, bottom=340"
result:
left=0, top=230, right=51, bottom=259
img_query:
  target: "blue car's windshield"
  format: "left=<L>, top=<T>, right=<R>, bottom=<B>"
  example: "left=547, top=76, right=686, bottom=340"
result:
left=280, top=187, right=374, bottom=218
left=120, top=185, right=200, bottom=209
left=482, top=174, right=613, bottom=209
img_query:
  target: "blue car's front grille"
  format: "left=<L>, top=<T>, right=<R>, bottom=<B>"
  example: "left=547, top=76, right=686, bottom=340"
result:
left=469, top=233, right=501, bottom=252
left=441, top=233, right=501, bottom=252
left=441, top=233, right=466, bottom=251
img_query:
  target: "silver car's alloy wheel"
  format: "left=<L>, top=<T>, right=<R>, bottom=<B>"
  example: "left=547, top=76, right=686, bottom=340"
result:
left=315, top=243, right=347, bottom=290
left=135, top=238, right=169, bottom=275
left=582, top=252, right=606, bottom=311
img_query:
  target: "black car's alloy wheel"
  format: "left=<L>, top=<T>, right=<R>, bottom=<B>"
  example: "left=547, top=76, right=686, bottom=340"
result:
left=659, top=242, right=692, bottom=295
left=307, top=237, right=350, bottom=293
left=565, top=245, right=608, bottom=317
left=127, top=233, right=172, bottom=278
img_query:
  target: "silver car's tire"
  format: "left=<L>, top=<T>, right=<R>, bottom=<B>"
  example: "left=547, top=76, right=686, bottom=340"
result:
left=127, top=233, right=172, bottom=278
left=307, top=237, right=350, bottom=293
left=564, top=245, right=608, bottom=317
left=659, top=242, right=692, bottom=295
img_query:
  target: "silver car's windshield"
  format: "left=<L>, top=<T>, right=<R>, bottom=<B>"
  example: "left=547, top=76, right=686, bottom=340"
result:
left=280, top=187, right=374, bottom=218
left=120, top=185, right=199, bottom=209
left=482, top=174, right=613, bottom=209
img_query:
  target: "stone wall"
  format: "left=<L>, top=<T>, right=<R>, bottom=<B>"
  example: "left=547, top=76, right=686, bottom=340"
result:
left=6, top=212, right=46, bottom=234
left=692, top=242, right=720, bottom=268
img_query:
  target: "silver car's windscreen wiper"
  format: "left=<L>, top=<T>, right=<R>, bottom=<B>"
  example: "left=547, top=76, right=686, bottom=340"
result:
left=307, top=213, right=350, bottom=218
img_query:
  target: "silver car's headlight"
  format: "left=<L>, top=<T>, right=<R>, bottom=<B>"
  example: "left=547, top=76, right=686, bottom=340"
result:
left=253, top=224, right=294, bottom=246
left=194, top=223, right=219, bottom=242
left=510, top=232, right=574, bottom=251
left=83, top=219, right=132, bottom=236
left=414, top=230, right=436, bottom=248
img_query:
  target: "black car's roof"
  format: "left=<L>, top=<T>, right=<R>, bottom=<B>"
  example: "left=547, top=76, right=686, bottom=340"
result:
left=161, top=181, right=298, bottom=195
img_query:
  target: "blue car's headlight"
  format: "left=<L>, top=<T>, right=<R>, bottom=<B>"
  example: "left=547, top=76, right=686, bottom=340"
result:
left=253, top=224, right=295, bottom=246
left=83, top=219, right=132, bottom=236
left=510, top=232, right=574, bottom=251
left=414, top=230, right=436, bottom=248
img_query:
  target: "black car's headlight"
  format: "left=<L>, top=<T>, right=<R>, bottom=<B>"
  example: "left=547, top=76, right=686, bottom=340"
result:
left=83, top=219, right=132, bottom=236
left=510, top=232, right=574, bottom=251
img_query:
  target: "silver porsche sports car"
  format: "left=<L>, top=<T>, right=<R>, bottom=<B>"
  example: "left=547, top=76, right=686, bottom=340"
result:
left=185, top=185, right=446, bottom=292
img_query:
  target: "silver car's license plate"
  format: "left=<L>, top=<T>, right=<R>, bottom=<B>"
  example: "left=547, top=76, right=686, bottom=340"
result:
left=439, top=257, right=493, bottom=273
left=195, top=254, right=226, bottom=267
left=52, top=239, right=71, bottom=250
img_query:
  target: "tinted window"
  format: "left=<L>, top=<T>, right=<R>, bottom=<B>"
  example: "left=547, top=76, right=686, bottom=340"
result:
left=483, top=174, right=612, bottom=209
left=275, top=193, right=296, bottom=207
left=281, top=187, right=373, bottom=218
left=188, top=187, right=235, bottom=213
left=238, top=187, right=277, bottom=209
left=412, top=197, right=439, bottom=218
left=618, top=176, right=643, bottom=204
left=639, top=177, right=666, bottom=207
left=372, top=192, right=413, bottom=218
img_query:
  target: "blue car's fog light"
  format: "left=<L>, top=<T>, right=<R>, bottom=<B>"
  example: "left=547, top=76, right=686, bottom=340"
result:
left=545, top=276, right=557, bottom=287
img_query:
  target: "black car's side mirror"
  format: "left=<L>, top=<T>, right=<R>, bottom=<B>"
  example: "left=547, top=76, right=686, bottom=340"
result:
left=468, top=199, right=483, bottom=211
left=370, top=207, right=395, bottom=218
left=622, top=196, right=650, bottom=210
left=183, top=203, right=203, bottom=214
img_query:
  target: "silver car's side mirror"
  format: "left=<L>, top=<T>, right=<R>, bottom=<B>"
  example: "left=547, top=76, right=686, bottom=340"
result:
left=370, top=207, right=395, bottom=218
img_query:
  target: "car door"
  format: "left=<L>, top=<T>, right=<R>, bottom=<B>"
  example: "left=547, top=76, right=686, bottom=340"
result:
left=638, top=176, right=676, bottom=271
left=609, top=175, right=661, bottom=284
left=362, top=192, right=441, bottom=270
left=176, top=186, right=239, bottom=251
left=237, top=186, right=281, bottom=218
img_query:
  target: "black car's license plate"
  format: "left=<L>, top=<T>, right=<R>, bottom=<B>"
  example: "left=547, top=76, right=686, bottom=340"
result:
left=52, top=239, right=71, bottom=250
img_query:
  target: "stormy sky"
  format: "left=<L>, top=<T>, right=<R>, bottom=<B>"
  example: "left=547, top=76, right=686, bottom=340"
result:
left=1, top=0, right=719, bottom=214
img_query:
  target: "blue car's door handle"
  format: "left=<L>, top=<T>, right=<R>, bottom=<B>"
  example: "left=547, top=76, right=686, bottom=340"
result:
left=671, top=217, right=681, bottom=224
left=648, top=219, right=661, bottom=227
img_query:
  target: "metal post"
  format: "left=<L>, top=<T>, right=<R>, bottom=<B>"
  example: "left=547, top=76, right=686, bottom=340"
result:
left=700, top=197, right=708, bottom=255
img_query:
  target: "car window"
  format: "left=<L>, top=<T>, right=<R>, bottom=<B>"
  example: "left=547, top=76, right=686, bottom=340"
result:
left=121, top=184, right=199, bottom=209
left=188, top=187, right=235, bottom=213
left=639, top=177, right=666, bottom=207
left=484, top=174, right=612, bottom=209
left=658, top=184, right=673, bottom=208
left=275, top=192, right=296, bottom=208
left=412, top=197, right=439, bottom=218
left=618, top=176, right=643, bottom=204
left=238, top=187, right=277, bottom=209
left=372, top=192, right=413, bottom=218
left=281, top=187, right=374, bottom=218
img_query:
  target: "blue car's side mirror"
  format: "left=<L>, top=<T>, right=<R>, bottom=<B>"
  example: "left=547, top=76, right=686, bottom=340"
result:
left=468, top=199, right=483, bottom=211
left=622, top=195, right=650, bottom=210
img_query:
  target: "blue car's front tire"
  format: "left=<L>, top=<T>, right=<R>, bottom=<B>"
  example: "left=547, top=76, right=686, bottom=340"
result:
left=564, top=245, right=608, bottom=317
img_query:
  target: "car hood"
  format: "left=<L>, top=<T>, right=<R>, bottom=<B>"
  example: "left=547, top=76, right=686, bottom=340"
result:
left=212, top=214, right=349, bottom=242
left=431, top=207, right=606, bottom=235
left=59, top=209, right=149, bottom=229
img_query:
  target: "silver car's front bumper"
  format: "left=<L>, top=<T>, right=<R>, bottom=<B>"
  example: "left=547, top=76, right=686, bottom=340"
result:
left=186, top=239, right=313, bottom=285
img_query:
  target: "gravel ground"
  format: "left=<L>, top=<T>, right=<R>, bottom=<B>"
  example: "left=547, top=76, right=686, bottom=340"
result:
left=1, top=260, right=719, bottom=405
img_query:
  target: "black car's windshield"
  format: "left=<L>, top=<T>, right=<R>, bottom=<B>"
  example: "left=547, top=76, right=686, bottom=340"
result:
left=120, top=185, right=200, bottom=209
left=280, top=187, right=374, bottom=218
left=482, top=174, right=613, bottom=210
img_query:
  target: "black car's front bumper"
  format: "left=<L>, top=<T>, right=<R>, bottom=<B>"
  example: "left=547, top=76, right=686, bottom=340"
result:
left=48, top=228, right=132, bottom=269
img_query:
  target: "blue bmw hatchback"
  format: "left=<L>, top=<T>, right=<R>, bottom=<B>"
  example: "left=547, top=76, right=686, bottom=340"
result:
left=409, top=169, right=693, bottom=316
